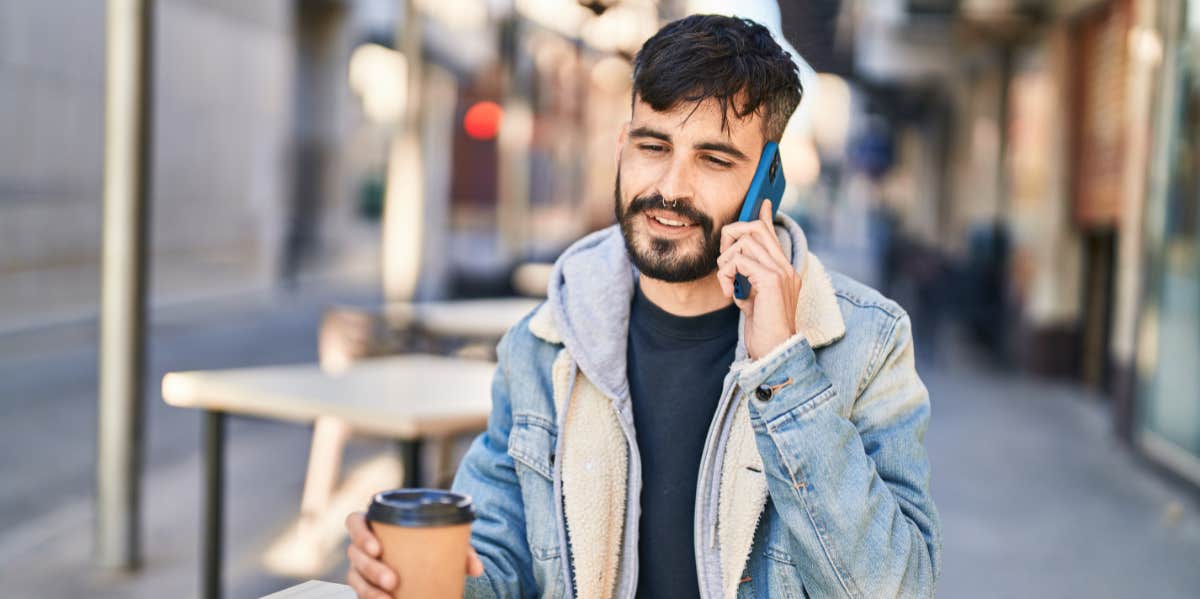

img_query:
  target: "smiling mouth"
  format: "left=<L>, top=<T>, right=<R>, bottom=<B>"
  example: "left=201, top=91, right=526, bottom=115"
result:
left=645, top=211, right=695, bottom=229
left=654, top=215, right=689, bottom=227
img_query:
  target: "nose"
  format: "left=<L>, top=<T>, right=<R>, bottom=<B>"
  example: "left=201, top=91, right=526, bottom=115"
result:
left=655, top=154, right=694, bottom=206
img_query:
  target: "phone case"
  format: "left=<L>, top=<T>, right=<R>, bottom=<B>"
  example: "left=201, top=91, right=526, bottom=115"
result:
left=734, top=141, right=786, bottom=300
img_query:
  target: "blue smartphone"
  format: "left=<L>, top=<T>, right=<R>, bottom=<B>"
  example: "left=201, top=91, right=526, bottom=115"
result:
left=733, top=141, right=786, bottom=300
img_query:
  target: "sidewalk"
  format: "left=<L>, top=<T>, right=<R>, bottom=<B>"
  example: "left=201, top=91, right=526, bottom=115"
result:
left=924, top=336, right=1200, bottom=598
left=0, top=274, right=385, bottom=598
left=0, top=237, right=382, bottom=336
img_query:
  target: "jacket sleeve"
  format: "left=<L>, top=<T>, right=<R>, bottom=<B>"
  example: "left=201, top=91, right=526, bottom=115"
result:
left=737, top=313, right=941, bottom=599
left=452, top=330, right=538, bottom=598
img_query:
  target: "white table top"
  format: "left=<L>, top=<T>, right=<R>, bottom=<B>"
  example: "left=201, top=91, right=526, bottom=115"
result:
left=162, top=354, right=496, bottom=439
left=385, top=297, right=542, bottom=339
left=261, top=580, right=354, bottom=598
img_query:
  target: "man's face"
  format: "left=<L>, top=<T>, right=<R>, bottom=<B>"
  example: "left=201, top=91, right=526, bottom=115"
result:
left=615, top=97, right=766, bottom=283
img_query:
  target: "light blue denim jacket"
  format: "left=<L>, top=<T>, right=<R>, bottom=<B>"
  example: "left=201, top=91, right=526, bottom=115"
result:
left=452, top=214, right=941, bottom=598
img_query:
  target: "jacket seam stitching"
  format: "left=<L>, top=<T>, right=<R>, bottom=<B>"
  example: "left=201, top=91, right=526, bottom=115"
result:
left=509, top=443, right=553, bottom=480
left=765, top=423, right=857, bottom=599
left=853, top=313, right=903, bottom=399
left=833, top=291, right=905, bottom=320
left=514, top=413, right=557, bottom=434
left=764, top=546, right=796, bottom=565
left=763, top=385, right=836, bottom=431
left=799, top=478, right=861, bottom=599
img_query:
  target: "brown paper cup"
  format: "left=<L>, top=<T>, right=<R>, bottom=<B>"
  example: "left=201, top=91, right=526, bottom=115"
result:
left=366, top=489, right=475, bottom=599
left=372, top=520, right=472, bottom=599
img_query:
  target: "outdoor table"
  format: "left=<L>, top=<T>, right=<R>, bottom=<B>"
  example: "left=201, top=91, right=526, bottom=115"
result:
left=385, top=297, right=542, bottom=340
left=162, top=354, right=496, bottom=599
left=261, top=579, right=354, bottom=598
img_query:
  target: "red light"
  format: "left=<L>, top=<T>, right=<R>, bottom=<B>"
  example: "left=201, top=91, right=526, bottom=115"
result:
left=463, top=101, right=503, bottom=140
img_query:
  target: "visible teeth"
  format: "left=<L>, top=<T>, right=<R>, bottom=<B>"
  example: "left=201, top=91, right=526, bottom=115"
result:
left=654, top=216, right=687, bottom=227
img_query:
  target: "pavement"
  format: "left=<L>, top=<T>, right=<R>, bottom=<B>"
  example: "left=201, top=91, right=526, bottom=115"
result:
left=923, top=335, right=1200, bottom=598
left=0, top=276, right=390, bottom=598
left=0, top=278, right=1198, bottom=598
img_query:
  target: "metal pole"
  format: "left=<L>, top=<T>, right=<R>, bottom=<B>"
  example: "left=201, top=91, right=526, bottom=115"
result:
left=202, top=411, right=226, bottom=599
left=97, top=0, right=152, bottom=571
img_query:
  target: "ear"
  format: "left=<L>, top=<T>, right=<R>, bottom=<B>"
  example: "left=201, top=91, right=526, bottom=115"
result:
left=615, top=121, right=630, bottom=166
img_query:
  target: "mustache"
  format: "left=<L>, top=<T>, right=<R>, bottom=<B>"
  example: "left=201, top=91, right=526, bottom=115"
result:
left=625, top=194, right=714, bottom=230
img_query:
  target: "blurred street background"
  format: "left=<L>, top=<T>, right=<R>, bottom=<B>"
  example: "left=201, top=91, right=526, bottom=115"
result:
left=2, top=0, right=1200, bottom=597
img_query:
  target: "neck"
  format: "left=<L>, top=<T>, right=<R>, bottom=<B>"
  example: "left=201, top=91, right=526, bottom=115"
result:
left=638, top=272, right=732, bottom=317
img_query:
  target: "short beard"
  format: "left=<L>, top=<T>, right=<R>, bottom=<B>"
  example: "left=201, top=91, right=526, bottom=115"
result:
left=613, top=170, right=736, bottom=283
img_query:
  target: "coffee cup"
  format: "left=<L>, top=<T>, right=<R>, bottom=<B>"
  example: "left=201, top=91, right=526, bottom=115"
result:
left=366, top=489, right=476, bottom=599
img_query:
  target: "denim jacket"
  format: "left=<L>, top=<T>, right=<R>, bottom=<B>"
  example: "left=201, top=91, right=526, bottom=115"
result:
left=452, top=214, right=941, bottom=598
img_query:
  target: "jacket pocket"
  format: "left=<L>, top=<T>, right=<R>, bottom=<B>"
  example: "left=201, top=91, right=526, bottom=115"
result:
left=507, top=413, right=566, bottom=597
left=736, top=544, right=809, bottom=599
left=508, top=413, right=557, bottom=480
left=763, top=545, right=808, bottom=599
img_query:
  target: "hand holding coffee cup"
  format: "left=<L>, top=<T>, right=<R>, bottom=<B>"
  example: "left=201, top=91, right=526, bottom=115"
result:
left=345, top=490, right=483, bottom=599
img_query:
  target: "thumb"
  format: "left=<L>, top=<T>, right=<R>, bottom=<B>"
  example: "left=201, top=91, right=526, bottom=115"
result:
left=759, top=199, right=773, bottom=224
left=466, top=545, right=484, bottom=578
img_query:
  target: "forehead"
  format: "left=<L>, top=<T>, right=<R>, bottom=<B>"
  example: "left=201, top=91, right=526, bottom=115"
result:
left=630, top=96, right=764, bottom=149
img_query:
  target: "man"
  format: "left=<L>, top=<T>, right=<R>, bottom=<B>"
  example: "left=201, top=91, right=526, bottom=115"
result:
left=346, top=15, right=941, bottom=598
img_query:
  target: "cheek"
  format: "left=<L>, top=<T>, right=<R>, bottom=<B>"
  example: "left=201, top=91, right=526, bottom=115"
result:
left=698, top=188, right=744, bottom=227
left=620, top=168, right=658, bottom=201
left=621, top=147, right=671, bottom=180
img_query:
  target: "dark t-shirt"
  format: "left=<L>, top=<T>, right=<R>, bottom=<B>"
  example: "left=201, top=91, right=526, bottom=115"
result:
left=628, top=281, right=740, bottom=598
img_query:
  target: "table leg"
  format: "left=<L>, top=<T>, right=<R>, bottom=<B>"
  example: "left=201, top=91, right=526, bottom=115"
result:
left=203, top=410, right=225, bottom=599
left=397, top=440, right=423, bottom=488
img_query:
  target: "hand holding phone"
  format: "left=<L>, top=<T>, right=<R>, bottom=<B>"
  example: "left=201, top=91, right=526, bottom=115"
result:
left=733, top=142, right=786, bottom=300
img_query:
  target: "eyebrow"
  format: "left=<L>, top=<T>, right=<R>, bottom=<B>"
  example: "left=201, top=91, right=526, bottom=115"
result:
left=629, top=126, right=671, bottom=143
left=695, top=141, right=749, bottom=162
left=629, top=126, right=750, bottom=162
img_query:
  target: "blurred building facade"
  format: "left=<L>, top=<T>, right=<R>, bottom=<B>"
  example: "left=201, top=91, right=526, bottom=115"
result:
left=846, top=0, right=1200, bottom=487
left=0, top=0, right=382, bottom=332
left=1135, top=0, right=1200, bottom=486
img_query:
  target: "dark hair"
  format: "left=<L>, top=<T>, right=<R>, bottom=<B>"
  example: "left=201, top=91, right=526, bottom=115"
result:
left=632, top=14, right=802, bottom=142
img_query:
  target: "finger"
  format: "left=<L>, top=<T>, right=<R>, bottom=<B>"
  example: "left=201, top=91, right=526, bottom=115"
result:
left=466, top=546, right=484, bottom=577
left=720, top=223, right=739, bottom=253
left=721, top=219, right=754, bottom=240
left=716, top=254, right=774, bottom=313
left=720, top=250, right=783, bottom=293
left=717, top=235, right=765, bottom=267
left=759, top=199, right=773, bottom=224
left=347, top=567, right=392, bottom=599
left=721, top=216, right=771, bottom=251
left=716, top=252, right=739, bottom=298
left=751, top=205, right=790, bottom=267
left=717, top=261, right=750, bottom=311
left=717, top=267, right=733, bottom=298
left=346, top=512, right=381, bottom=557
left=719, top=237, right=784, bottom=279
left=348, top=542, right=397, bottom=591
left=722, top=219, right=784, bottom=265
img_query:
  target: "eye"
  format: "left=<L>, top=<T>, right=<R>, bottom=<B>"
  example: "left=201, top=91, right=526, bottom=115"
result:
left=638, top=144, right=667, bottom=154
left=704, top=155, right=733, bottom=168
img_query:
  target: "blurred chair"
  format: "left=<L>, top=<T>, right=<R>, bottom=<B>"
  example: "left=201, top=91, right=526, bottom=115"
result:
left=263, top=265, right=548, bottom=576
left=300, top=261, right=549, bottom=527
